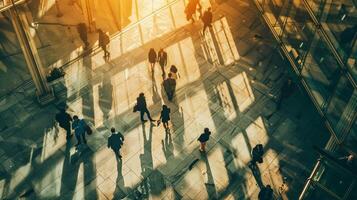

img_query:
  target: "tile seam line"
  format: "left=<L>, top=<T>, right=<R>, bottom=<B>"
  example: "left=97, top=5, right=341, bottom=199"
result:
left=0, top=0, right=182, bottom=100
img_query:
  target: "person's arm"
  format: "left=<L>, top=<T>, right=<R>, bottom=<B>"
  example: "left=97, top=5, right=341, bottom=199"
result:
left=120, top=133, right=125, bottom=142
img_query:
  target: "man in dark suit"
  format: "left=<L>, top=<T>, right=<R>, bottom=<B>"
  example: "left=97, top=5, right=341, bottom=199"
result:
left=108, top=127, right=125, bottom=158
left=158, top=48, right=168, bottom=76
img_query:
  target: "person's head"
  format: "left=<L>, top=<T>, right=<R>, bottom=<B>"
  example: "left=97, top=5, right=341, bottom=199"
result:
left=150, top=48, right=155, bottom=52
left=208, top=7, right=212, bottom=11
left=159, top=48, right=163, bottom=52
left=111, top=127, right=115, bottom=133
left=266, top=185, right=271, bottom=189
left=204, top=128, right=211, bottom=134
left=73, top=115, right=79, bottom=120
left=98, top=29, right=103, bottom=34
left=139, top=92, right=144, bottom=97
left=162, top=105, right=168, bottom=110
left=168, top=73, right=172, bottom=78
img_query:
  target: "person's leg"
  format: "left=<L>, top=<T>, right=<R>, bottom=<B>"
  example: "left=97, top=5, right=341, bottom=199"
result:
left=160, top=64, right=165, bottom=75
left=145, top=108, right=154, bottom=121
left=75, top=133, right=81, bottom=145
left=64, top=124, right=72, bottom=139
left=81, top=132, right=87, bottom=144
left=140, top=110, right=145, bottom=122
left=163, top=122, right=168, bottom=129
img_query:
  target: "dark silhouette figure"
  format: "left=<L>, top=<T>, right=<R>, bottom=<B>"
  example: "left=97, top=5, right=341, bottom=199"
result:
left=277, top=78, right=294, bottom=109
left=148, top=48, right=157, bottom=71
left=198, top=128, right=211, bottom=152
left=157, top=48, right=168, bottom=76
left=108, top=127, right=125, bottom=158
left=258, top=185, right=273, bottom=200
left=55, top=108, right=73, bottom=140
left=161, top=131, right=173, bottom=161
left=72, top=115, right=87, bottom=146
left=202, top=7, right=213, bottom=34
left=98, top=29, right=110, bottom=60
left=251, top=144, right=264, bottom=164
left=159, top=105, right=171, bottom=131
left=77, top=23, right=89, bottom=49
left=163, top=73, right=176, bottom=101
left=136, top=93, right=155, bottom=123
left=169, top=65, right=180, bottom=80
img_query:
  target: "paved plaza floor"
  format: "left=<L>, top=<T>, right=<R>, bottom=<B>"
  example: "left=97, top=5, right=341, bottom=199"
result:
left=0, top=0, right=329, bottom=199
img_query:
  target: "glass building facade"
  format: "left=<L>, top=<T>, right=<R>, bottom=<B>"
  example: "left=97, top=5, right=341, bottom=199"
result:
left=252, top=0, right=357, bottom=199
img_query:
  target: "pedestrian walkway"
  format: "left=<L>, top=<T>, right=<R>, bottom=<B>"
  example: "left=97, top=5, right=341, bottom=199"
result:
left=0, top=0, right=329, bottom=199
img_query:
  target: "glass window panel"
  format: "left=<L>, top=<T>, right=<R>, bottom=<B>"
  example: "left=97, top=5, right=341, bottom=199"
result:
left=313, top=161, right=354, bottom=198
left=301, top=35, right=340, bottom=107
left=326, top=77, right=354, bottom=131
left=306, top=0, right=357, bottom=79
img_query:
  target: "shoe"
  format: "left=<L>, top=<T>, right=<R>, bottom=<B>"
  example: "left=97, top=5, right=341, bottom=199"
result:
left=118, top=155, right=122, bottom=159
left=142, top=120, right=148, bottom=123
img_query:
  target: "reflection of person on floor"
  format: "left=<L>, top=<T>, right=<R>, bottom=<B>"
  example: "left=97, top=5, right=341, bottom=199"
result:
left=108, top=127, right=124, bottom=158
left=202, top=7, right=213, bottom=34
left=72, top=115, right=87, bottom=146
left=198, top=128, right=211, bottom=152
left=137, top=93, right=155, bottom=123
left=258, top=185, right=273, bottom=200
left=163, top=73, right=176, bottom=101
left=148, top=48, right=157, bottom=71
left=158, top=48, right=168, bottom=76
left=77, top=23, right=89, bottom=49
left=98, top=29, right=110, bottom=60
left=55, top=108, right=73, bottom=140
left=159, top=105, right=171, bottom=131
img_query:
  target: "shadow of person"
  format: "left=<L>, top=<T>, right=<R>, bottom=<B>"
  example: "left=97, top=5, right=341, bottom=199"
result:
left=151, top=72, right=162, bottom=105
left=113, top=155, right=127, bottom=199
left=201, top=153, right=218, bottom=199
left=99, top=75, right=113, bottom=120
left=249, top=161, right=264, bottom=189
left=162, top=132, right=174, bottom=161
left=137, top=123, right=154, bottom=198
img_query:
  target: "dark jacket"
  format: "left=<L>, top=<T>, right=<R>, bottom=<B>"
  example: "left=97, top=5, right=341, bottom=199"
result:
left=148, top=50, right=157, bottom=63
left=202, top=11, right=212, bottom=24
left=137, top=96, right=147, bottom=110
left=198, top=132, right=210, bottom=143
left=108, top=132, right=124, bottom=150
left=158, top=51, right=167, bottom=66
left=160, top=108, right=171, bottom=122
left=55, top=111, right=72, bottom=126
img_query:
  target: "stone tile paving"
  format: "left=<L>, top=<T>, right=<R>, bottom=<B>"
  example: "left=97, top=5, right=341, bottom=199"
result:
left=0, top=0, right=329, bottom=199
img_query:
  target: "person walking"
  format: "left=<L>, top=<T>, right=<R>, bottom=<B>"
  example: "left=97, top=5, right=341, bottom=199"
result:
left=72, top=115, right=87, bottom=146
left=148, top=48, right=157, bottom=71
left=107, top=127, right=125, bottom=158
left=159, top=105, right=171, bottom=131
left=201, top=7, right=213, bottom=34
left=136, top=93, right=155, bottom=123
left=98, top=29, right=110, bottom=60
left=55, top=108, right=73, bottom=140
left=163, top=73, right=176, bottom=101
left=169, top=65, right=180, bottom=79
left=258, top=185, right=273, bottom=200
left=197, top=128, right=211, bottom=152
left=157, top=48, right=168, bottom=76
left=77, top=23, right=89, bottom=49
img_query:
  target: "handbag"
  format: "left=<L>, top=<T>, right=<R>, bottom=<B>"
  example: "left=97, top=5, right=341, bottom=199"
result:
left=133, top=104, right=138, bottom=112
left=85, top=125, right=92, bottom=135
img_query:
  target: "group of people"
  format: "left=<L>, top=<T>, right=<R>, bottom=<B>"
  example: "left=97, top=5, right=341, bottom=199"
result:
left=148, top=48, right=179, bottom=101
left=184, top=0, right=213, bottom=34
left=55, top=109, right=89, bottom=147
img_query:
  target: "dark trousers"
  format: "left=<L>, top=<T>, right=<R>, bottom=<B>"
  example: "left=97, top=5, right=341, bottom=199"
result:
left=203, top=23, right=212, bottom=33
left=101, top=45, right=110, bottom=58
left=140, top=108, right=153, bottom=121
left=59, top=123, right=71, bottom=138
left=75, top=132, right=87, bottom=144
